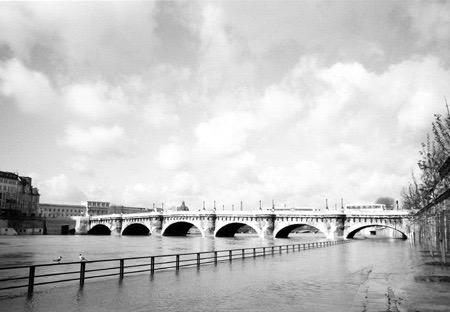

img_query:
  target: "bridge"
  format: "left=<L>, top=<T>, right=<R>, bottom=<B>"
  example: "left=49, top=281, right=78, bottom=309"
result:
left=74, top=209, right=412, bottom=239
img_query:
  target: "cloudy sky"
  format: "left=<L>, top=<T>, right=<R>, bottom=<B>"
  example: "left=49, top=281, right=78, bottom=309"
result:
left=1, top=1, right=450, bottom=210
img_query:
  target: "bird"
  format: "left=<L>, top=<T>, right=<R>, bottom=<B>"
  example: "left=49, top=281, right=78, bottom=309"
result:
left=79, top=254, right=87, bottom=262
left=53, top=256, right=62, bottom=262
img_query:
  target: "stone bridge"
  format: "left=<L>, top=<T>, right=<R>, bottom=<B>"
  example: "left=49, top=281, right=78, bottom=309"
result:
left=74, top=209, right=412, bottom=239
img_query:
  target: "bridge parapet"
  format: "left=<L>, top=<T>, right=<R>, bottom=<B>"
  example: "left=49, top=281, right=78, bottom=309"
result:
left=343, top=210, right=411, bottom=216
left=215, top=210, right=273, bottom=215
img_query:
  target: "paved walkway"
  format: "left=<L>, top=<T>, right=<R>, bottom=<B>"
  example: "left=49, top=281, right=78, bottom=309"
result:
left=349, top=269, right=402, bottom=312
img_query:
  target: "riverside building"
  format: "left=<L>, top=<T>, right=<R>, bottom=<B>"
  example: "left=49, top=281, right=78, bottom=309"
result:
left=0, top=171, right=40, bottom=218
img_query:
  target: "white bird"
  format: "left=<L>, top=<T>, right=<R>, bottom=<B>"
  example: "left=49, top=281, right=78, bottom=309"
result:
left=79, top=254, right=87, bottom=261
left=53, top=256, right=62, bottom=262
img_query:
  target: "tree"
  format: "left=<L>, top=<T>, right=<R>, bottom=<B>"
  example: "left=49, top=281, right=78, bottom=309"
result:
left=375, top=197, right=396, bottom=210
left=401, top=102, right=450, bottom=210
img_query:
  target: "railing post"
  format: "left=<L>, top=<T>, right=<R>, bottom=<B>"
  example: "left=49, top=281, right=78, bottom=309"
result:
left=176, top=255, right=180, bottom=270
left=253, top=248, right=256, bottom=258
left=272, top=246, right=274, bottom=255
left=242, top=249, right=245, bottom=259
left=28, top=266, right=35, bottom=295
left=120, top=259, right=124, bottom=279
left=279, top=246, right=282, bottom=253
left=80, top=262, right=86, bottom=287
left=197, top=253, right=201, bottom=268
left=151, top=257, right=155, bottom=275
left=229, top=250, right=232, bottom=262
left=263, top=247, right=266, bottom=256
left=214, top=251, right=218, bottom=264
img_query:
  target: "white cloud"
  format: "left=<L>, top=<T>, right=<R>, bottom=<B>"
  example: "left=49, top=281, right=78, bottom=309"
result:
left=158, top=142, right=188, bottom=170
left=63, top=81, right=128, bottom=121
left=0, top=58, right=58, bottom=113
left=59, top=125, right=127, bottom=157
left=120, top=183, right=158, bottom=208
left=143, top=93, right=180, bottom=128
left=195, top=111, right=259, bottom=155
left=38, top=174, right=87, bottom=204
left=259, top=85, right=304, bottom=124
left=196, top=3, right=255, bottom=90
left=171, top=171, right=200, bottom=195
left=67, top=156, right=95, bottom=177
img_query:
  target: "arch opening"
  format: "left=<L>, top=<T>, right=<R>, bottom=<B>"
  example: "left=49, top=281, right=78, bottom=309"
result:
left=216, top=223, right=257, bottom=237
left=88, top=224, right=111, bottom=235
left=347, top=225, right=407, bottom=239
left=122, top=223, right=150, bottom=235
left=163, top=221, right=197, bottom=236
left=275, top=224, right=320, bottom=238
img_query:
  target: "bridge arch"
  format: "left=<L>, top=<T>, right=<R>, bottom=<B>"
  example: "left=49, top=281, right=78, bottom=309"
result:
left=346, top=224, right=407, bottom=239
left=274, top=224, right=322, bottom=238
left=88, top=224, right=111, bottom=235
left=215, top=222, right=259, bottom=237
left=162, top=221, right=203, bottom=236
left=122, top=223, right=150, bottom=235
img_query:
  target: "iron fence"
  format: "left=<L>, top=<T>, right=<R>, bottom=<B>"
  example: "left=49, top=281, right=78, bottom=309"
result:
left=0, top=240, right=347, bottom=296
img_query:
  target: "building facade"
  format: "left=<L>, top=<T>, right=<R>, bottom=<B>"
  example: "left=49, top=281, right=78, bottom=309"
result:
left=0, top=171, right=40, bottom=217
left=38, top=203, right=86, bottom=218
left=88, top=201, right=154, bottom=215
left=87, top=201, right=111, bottom=216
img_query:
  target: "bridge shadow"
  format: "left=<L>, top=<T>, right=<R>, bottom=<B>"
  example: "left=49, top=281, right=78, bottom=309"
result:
left=122, top=224, right=149, bottom=235
left=347, top=225, right=407, bottom=239
left=275, top=224, right=320, bottom=238
left=88, top=224, right=111, bottom=235
left=163, top=222, right=196, bottom=236
left=216, top=223, right=253, bottom=237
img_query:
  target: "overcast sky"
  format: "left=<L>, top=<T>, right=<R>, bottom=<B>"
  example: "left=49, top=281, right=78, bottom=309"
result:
left=1, top=1, right=450, bottom=210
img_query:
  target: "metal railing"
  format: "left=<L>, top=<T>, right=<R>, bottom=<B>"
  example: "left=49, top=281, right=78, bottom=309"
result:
left=0, top=240, right=346, bottom=296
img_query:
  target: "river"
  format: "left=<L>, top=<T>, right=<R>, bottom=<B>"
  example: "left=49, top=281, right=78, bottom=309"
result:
left=1, top=234, right=450, bottom=312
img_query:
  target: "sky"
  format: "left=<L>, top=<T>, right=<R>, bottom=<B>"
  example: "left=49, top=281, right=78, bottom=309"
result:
left=1, top=1, right=450, bottom=210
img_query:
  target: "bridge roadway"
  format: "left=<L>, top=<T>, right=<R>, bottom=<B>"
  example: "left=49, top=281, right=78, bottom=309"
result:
left=74, top=209, right=412, bottom=239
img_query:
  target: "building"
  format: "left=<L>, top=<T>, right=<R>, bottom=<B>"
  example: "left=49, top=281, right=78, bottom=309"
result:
left=88, top=201, right=155, bottom=215
left=87, top=201, right=110, bottom=216
left=37, top=203, right=86, bottom=218
left=0, top=171, right=40, bottom=217
left=37, top=203, right=86, bottom=235
left=176, top=201, right=189, bottom=211
left=110, top=204, right=151, bottom=214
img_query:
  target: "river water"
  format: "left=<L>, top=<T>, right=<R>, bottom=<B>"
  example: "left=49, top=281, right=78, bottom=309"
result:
left=1, top=234, right=450, bottom=312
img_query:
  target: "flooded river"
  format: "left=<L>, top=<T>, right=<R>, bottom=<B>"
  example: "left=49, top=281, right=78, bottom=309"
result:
left=1, top=234, right=449, bottom=311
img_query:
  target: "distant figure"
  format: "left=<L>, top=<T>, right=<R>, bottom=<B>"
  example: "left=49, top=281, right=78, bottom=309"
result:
left=79, top=254, right=87, bottom=261
left=53, top=256, right=62, bottom=262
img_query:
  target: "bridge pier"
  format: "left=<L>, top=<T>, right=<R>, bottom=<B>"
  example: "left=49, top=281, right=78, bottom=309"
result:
left=73, top=216, right=90, bottom=234
left=110, top=219, right=122, bottom=235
